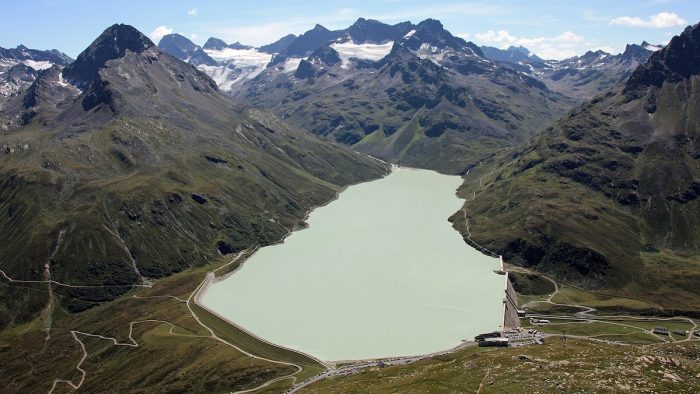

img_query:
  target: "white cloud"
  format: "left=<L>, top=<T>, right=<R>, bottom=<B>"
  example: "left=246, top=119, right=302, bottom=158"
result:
left=188, top=7, right=199, bottom=16
left=334, top=8, right=357, bottom=17
left=150, top=25, right=173, bottom=42
left=610, top=12, right=686, bottom=28
left=474, top=30, right=588, bottom=59
left=190, top=33, right=198, bottom=40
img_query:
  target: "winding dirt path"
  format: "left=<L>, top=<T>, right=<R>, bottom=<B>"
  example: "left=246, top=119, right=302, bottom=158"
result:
left=186, top=251, right=329, bottom=394
left=19, top=251, right=306, bottom=394
left=0, top=269, right=150, bottom=289
left=48, top=319, right=208, bottom=394
left=519, top=272, right=699, bottom=343
left=476, top=365, right=492, bottom=394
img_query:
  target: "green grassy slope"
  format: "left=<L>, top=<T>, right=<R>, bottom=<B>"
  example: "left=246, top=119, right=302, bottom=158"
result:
left=302, top=339, right=700, bottom=393
left=452, top=24, right=700, bottom=311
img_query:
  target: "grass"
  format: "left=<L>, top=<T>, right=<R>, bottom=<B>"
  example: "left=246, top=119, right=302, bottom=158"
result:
left=456, top=86, right=700, bottom=314
left=301, top=338, right=700, bottom=393
left=508, top=271, right=556, bottom=296
left=190, top=303, right=325, bottom=380
left=531, top=321, right=662, bottom=344
left=0, top=254, right=326, bottom=393
left=550, top=283, right=659, bottom=311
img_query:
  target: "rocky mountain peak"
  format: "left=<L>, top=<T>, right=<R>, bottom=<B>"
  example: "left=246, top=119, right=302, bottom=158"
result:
left=228, top=41, right=253, bottom=50
left=159, top=33, right=199, bottom=57
left=0, top=45, right=73, bottom=65
left=347, top=18, right=413, bottom=44
left=6, top=63, right=37, bottom=81
left=309, top=46, right=341, bottom=67
left=405, top=18, right=483, bottom=57
left=283, top=24, right=344, bottom=57
left=203, top=37, right=228, bottom=50
left=63, top=23, right=156, bottom=86
left=626, top=22, right=700, bottom=93
left=416, top=18, right=444, bottom=31
left=158, top=34, right=216, bottom=67
left=259, top=34, right=297, bottom=54
left=620, top=43, right=651, bottom=63
left=509, top=46, right=531, bottom=56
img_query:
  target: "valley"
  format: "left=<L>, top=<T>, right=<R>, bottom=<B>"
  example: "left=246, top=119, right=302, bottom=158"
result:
left=1, top=4, right=700, bottom=393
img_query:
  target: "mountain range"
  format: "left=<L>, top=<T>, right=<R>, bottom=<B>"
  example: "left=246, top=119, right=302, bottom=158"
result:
left=481, top=42, right=662, bottom=99
left=154, top=18, right=665, bottom=173
left=232, top=18, right=575, bottom=173
left=0, top=45, right=72, bottom=100
left=156, top=19, right=662, bottom=103
left=2, top=15, right=700, bottom=393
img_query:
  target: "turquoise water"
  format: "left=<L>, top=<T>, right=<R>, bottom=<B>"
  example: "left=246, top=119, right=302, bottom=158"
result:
left=201, top=167, right=503, bottom=361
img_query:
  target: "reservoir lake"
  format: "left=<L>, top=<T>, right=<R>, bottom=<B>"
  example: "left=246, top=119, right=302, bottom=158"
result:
left=200, top=167, right=504, bottom=361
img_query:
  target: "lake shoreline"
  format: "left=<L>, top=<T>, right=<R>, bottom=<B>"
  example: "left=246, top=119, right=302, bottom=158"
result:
left=200, top=165, right=503, bottom=361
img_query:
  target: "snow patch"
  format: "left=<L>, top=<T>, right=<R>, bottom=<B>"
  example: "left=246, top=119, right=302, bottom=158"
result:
left=23, top=60, right=53, bottom=70
left=415, top=43, right=447, bottom=65
left=281, top=58, right=303, bottom=74
left=643, top=43, right=663, bottom=51
left=204, top=47, right=272, bottom=65
left=329, top=41, right=394, bottom=67
left=57, top=72, right=69, bottom=87
left=403, top=30, right=416, bottom=38
left=198, top=48, right=273, bottom=91
left=0, top=59, right=19, bottom=68
left=197, top=64, right=237, bottom=92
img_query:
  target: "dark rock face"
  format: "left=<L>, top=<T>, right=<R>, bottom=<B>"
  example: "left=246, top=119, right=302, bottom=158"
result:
left=259, top=34, right=297, bottom=54
left=203, top=37, right=228, bottom=50
left=159, top=33, right=198, bottom=58
left=347, top=18, right=413, bottom=43
left=294, top=60, right=317, bottom=79
left=620, top=44, right=652, bottom=64
left=0, top=45, right=72, bottom=65
left=216, top=240, right=236, bottom=255
left=504, top=237, right=610, bottom=283
left=63, top=24, right=156, bottom=86
left=20, top=65, right=78, bottom=118
left=158, top=33, right=217, bottom=67
left=404, top=18, right=484, bottom=57
left=309, top=46, right=342, bottom=67
left=626, top=22, right=700, bottom=93
left=202, top=37, right=252, bottom=51
left=284, top=24, right=344, bottom=57
left=3, top=64, right=38, bottom=88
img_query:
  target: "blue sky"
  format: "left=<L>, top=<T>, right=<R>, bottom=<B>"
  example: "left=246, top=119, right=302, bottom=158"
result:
left=2, top=0, right=699, bottom=59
